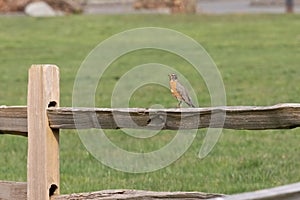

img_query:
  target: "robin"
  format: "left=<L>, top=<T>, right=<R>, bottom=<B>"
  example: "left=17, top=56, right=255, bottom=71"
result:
left=169, top=73, right=195, bottom=108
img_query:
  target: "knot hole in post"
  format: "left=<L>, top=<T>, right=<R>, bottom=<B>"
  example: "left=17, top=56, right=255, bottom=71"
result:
left=48, top=101, right=57, bottom=108
left=49, top=184, right=58, bottom=196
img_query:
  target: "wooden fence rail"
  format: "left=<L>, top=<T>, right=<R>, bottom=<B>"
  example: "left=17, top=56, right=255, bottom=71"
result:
left=2, top=180, right=300, bottom=200
left=0, top=106, right=27, bottom=136
left=1, top=65, right=300, bottom=200
left=2, top=103, right=300, bottom=137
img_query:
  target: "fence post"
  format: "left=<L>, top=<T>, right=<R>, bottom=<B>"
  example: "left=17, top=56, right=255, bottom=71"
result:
left=27, top=65, right=60, bottom=200
left=286, top=0, right=294, bottom=13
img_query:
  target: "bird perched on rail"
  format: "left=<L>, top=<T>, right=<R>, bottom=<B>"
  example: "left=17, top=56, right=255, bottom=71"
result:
left=169, top=73, right=195, bottom=108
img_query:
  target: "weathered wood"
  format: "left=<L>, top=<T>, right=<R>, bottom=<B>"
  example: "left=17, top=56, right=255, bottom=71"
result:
left=1, top=104, right=300, bottom=134
left=47, top=103, right=300, bottom=130
left=0, top=181, right=27, bottom=200
left=53, top=189, right=225, bottom=200
left=215, top=181, right=300, bottom=200
left=1, top=181, right=300, bottom=200
left=0, top=130, right=27, bottom=137
left=0, top=106, right=27, bottom=135
left=27, top=65, right=60, bottom=200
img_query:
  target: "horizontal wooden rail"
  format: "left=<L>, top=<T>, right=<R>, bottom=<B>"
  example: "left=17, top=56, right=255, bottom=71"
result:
left=48, top=103, right=300, bottom=130
left=0, top=180, right=223, bottom=199
left=54, top=189, right=224, bottom=200
left=2, top=180, right=300, bottom=200
left=215, top=181, right=300, bottom=200
left=0, top=181, right=27, bottom=200
left=1, top=103, right=300, bottom=136
left=0, top=106, right=27, bottom=136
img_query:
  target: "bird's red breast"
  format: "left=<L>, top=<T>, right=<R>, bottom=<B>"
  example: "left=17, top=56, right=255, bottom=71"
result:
left=170, top=80, right=182, bottom=100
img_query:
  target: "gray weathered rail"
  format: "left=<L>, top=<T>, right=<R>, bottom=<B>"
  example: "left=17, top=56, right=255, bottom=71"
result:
left=1, top=104, right=300, bottom=137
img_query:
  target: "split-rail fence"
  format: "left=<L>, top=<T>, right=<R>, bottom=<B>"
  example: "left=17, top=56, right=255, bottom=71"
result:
left=1, top=65, right=300, bottom=200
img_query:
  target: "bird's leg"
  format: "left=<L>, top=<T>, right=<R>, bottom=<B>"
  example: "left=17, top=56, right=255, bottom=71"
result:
left=177, top=101, right=183, bottom=108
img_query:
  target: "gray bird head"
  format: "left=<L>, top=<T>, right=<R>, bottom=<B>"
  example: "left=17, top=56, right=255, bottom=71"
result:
left=169, top=73, right=178, bottom=81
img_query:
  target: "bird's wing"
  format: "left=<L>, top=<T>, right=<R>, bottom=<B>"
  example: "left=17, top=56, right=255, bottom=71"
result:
left=176, top=82, right=195, bottom=107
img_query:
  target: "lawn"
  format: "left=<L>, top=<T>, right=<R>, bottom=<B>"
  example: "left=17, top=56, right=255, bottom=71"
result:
left=0, top=14, right=300, bottom=195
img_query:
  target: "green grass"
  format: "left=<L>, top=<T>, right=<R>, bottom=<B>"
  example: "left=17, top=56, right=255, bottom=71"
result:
left=0, top=14, right=300, bottom=195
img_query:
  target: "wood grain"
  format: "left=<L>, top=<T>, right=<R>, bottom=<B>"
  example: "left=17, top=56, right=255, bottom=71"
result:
left=27, top=65, right=60, bottom=200
left=1, top=104, right=300, bottom=136
left=216, top=181, right=300, bottom=200
left=47, top=103, right=300, bottom=130
left=0, top=181, right=27, bottom=200
left=0, top=106, right=27, bottom=135
left=53, top=189, right=224, bottom=200
left=1, top=181, right=300, bottom=200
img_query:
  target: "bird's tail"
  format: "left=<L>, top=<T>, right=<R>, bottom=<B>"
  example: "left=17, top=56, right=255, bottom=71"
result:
left=188, top=102, right=196, bottom=108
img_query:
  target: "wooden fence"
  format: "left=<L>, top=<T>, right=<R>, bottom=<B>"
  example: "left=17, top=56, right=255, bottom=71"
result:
left=1, top=65, right=300, bottom=200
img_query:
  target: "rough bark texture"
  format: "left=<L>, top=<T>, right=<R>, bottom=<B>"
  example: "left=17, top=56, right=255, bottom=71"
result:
left=2, top=104, right=300, bottom=137
left=53, top=189, right=224, bottom=200
left=47, top=104, right=300, bottom=130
